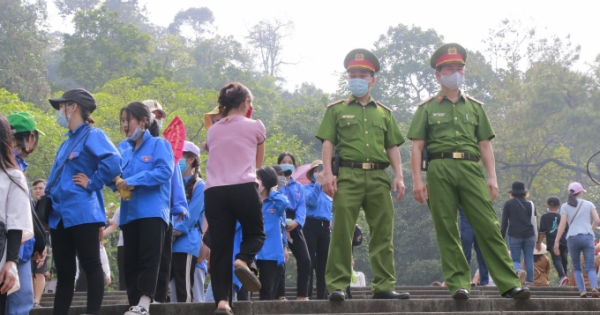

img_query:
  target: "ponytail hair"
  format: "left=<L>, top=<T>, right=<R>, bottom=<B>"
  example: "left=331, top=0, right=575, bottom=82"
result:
left=257, top=166, right=277, bottom=193
left=567, top=190, right=579, bottom=207
left=73, top=101, right=96, bottom=125
left=183, top=151, right=201, bottom=202
left=217, top=82, right=252, bottom=116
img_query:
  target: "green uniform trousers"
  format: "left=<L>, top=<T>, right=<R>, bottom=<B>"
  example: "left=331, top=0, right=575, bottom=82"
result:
left=325, top=167, right=396, bottom=293
left=426, top=159, right=521, bottom=294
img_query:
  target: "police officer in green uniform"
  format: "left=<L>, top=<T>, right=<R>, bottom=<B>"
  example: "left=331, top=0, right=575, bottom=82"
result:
left=407, top=43, right=530, bottom=299
left=316, top=49, right=409, bottom=301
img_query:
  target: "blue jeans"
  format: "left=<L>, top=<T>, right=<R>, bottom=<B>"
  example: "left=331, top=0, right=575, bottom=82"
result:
left=508, top=236, right=535, bottom=284
left=460, top=226, right=489, bottom=285
left=6, top=260, right=33, bottom=315
left=568, top=233, right=598, bottom=292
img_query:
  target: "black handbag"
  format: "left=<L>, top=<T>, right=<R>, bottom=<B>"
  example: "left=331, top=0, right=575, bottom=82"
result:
left=36, top=129, right=91, bottom=224
left=31, top=204, right=46, bottom=254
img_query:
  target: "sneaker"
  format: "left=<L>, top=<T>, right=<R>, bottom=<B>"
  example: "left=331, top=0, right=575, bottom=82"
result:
left=124, top=306, right=149, bottom=315
left=559, top=276, right=569, bottom=287
left=517, top=270, right=527, bottom=284
left=592, top=289, right=599, bottom=298
left=33, top=302, right=42, bottom=308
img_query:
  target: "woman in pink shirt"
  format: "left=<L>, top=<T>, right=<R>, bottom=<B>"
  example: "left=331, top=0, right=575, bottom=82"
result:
left=204, top=82, right=266, bottom=315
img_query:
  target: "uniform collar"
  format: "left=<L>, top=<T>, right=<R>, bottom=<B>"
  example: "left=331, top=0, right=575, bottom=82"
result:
left=64, top=122, right=89, bottom=137
left=346, top=94, right=377, bottom=107
left=13, top=150, right=28, bottom=172
left=127, top=129, right=153, bottom=149
left=436, top=90, right=466, bottom=103
left=286, top=177, right=297, bottom=185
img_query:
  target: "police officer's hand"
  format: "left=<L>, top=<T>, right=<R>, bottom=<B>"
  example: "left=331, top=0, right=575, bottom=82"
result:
left=413, top=179, right=428, bottom=204
left=323, top=172, right=337, bottom=197
left=393, top=177, right=405, bottom=202
left=487, top=178, right=499, bottom=201
left=73, top=173, right=90, bottom=189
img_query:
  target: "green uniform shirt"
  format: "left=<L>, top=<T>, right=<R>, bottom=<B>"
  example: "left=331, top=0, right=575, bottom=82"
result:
left=316, top=95, right=405, bottom=164
left=406, top=91, right=495, bottom=159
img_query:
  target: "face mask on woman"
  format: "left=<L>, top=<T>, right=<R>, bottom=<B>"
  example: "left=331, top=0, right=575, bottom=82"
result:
left=128, top=126, right=145, bottom=141
left=281, top=164, right=295, bottom=174
left=277, top=176, right=287, bottom=188
left=178, top=159, right=188, bottom=174
left=56, top=107, right=70, bottom=129
left=257, top=180, right=265, bottom=193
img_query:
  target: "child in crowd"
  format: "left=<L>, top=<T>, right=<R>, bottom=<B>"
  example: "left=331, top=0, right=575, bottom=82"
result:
left=537, top=196, right=569, bottom=286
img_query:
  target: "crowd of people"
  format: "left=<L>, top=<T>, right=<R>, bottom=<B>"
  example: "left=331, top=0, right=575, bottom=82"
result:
left=0, top=42, right=599, bottom=315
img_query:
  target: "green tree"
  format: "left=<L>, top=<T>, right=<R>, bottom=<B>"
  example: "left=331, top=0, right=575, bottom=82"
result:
left=247, top=19, right=295, bottom=77
left=0, top=0, right=50, bottom=104
left=58, top=6, right=152, bottom=90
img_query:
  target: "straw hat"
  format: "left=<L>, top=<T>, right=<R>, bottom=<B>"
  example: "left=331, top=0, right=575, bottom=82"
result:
left=306, top=160, right=323, bottom=182
left=534, top=243, right=547, bottom=255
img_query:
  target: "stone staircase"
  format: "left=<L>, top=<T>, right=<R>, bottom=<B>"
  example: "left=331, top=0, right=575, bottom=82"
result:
left=30, top=286, right=600, bottom=314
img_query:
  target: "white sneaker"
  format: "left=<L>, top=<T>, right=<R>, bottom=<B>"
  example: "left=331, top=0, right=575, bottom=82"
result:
left=517, top=270, right=527, bottom=284
left=559, top=276, right=569, bottom=287
left=124, top=306, right=149, bottom=315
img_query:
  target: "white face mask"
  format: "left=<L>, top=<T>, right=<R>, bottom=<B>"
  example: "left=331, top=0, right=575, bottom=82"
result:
left=129, top=126, right=144, bottom=141
left=156, top=119, right=164, bottom=130
left=440, top=72, right=464, bottom=90
left=257, top=180, right=265, bottom=193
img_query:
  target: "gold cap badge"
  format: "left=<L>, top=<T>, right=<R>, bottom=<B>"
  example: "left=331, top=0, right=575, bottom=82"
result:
left=448, top=47, right=457, bottom=54
left=355, top=53, right=364, bottom=61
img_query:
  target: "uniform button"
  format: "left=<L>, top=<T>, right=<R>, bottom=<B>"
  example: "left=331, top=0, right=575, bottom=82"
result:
left=455, top=117, right=457, bottom=120
left=455, top=141, right=459, bottom=144
left=364, top=119, right=367, bottom=121
left=367, top=158, right=370, bottom=161
left=365, top=131, right=368, bottom=134
left=347, top=122, right=350, bottom=125
left=456, top=131, right=459, bottom=134
left=366, top=144, right=369, bottom=147
left=437, top=121, right=440, bottom=124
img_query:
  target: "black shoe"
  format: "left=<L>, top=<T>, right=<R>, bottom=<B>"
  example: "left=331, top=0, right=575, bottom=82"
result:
left=452, top=289, right=469, bottom=299
left=502, top=287, right=531, bottom=299
left=372, top=290, right=410, bottom=300
left=329, top=289, right=345, bottom=302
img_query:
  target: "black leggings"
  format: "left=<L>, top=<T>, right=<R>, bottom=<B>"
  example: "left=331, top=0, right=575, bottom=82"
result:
left=122, top=218, right=167, bottom=305
left=205, top=182, right=265, bottom=306
left=117, top=245, right=126, bottom=291
left=256, top=260, right=279, bottom=300
left=51, top=221, right=104, bottom=315
left=304, top=218, right=330, bottom=299
left=288, top=227, right=311, bottom=297
left=275, top=263, right=286, bottom=298
left=549, top=241, right=569, bottom=278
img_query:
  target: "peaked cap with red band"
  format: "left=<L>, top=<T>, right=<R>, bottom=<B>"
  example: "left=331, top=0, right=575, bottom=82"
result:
left=430, top=43, right=467, bottom=69
left=344, top=48, right=380, bottom=73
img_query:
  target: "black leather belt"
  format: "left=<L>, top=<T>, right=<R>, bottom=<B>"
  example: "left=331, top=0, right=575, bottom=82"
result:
left=340, top=161, right=389, bottom=170
left=429, top=152, right=479, bottom=162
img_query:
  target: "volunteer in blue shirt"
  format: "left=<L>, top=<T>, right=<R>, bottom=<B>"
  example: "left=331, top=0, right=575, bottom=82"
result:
left=118, top=99, right=188, bottom=304
left=277, top=152, right=311, bottom=300
left=7, top=112, right=46, bottom=315
left=256, top=166, right=289, bottom=300
left=46, top=89, right=121, bottom=315
left=303, top=160, right=332, bottom=300
left=117, top=102, right=174, bottom=315
left=170, top=141, right=204, bottom=303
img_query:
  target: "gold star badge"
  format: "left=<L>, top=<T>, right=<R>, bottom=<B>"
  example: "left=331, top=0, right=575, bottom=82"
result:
left=355, top=53, right=364, bottom=61
left=448, top=47, right=457, bottom=54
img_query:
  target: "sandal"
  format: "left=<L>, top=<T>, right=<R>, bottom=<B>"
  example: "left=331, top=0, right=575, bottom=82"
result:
left=234, top=263, right=261, bottom=292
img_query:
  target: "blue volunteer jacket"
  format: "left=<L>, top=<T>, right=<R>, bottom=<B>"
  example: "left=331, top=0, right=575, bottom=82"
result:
left=279, top=177, right=306, bottom=229
left=46, top=123, right=121, bottom=229
left=173, top=177, right=204, bottom=255
left=119, top=130, right=173, bottom=226
left=257, top=190, right=289, bottom=265
left=118, top=139, right=188, bottom=219
left=304, top=182, right=332, bottom=221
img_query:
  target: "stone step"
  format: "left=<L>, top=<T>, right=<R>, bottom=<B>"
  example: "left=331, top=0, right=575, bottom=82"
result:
left=29, top=299, right=600, bottom=315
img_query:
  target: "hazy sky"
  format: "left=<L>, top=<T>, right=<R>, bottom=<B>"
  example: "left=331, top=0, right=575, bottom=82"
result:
left=48, top=0, right=600, bottom=93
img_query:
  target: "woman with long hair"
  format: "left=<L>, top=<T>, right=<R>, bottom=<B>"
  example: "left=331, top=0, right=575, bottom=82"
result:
left=170, top=141, right=204, bottom=302
left=0, top=115, right=34, bottom=315
left=204, top=82, right=266, bottom=315
left=554, top=182, right=600, bottom=298
left=46, top=89, right=122, bottom=315
left=117, top=102, right=174, bottom=315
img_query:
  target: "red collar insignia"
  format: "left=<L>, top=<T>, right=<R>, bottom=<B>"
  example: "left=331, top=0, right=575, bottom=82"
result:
left=142, top=156, right=152, bottom=162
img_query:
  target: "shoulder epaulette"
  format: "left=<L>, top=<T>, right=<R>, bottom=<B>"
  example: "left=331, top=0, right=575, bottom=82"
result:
left=375, top=101, right=392, bottom=112
left=327, top=99, right=345, bottom=107
left=417, top=95, right=435, bottom=106
left=466, top=95, right=484, bottom=105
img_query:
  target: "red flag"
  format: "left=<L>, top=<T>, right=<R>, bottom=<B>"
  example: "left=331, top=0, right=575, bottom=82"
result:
left=163, top=116, right=186, bottom=163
